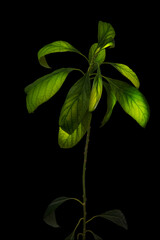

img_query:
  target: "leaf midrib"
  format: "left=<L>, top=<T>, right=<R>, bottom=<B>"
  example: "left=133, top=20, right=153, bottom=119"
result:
left=60, top=78, right=88, bottom=132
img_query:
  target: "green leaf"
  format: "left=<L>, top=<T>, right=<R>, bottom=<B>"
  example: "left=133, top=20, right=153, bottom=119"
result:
left=88, top=231, right=103, bottom=240
left=101, top=82, right=117, bottom=127
left=58, top=111, right=92, bottom=148
left=44, top=197, right=71, bottom=228
left=43, top=197, right=82, bottom=228
left=24, top=68, right=76, bottom=113
left=106, top=77, right=150, bottom=128
left=38, top=40, right=84, bottom=68
left=105, top=62, right=140, bottom=88
left=65, top=231, right=75, bottom=240
left=59, top=73, right=91, bottom=134
left=99, top=209, right=128, bottom=230
left=88, top=43, right=106, bottom=72
left=98, top=21, right=115, bottom=49
left=89, top=67, right=103, bottom=112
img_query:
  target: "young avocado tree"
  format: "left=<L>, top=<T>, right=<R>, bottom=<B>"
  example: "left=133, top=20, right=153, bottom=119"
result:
left=25, top=21, right=150, bottom=240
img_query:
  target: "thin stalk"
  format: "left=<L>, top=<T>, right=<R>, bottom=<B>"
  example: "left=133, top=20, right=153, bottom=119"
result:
left=82, top=125, right=91, bottom=240
left=70, top=198, right=84, bottom=206
left=86, top=215, right=99, bottom=224
left=81, top=47, right=97, bottom=240
left=73, top=218, right=83, bottom=235
left=79, top=52, right=89, bottom=63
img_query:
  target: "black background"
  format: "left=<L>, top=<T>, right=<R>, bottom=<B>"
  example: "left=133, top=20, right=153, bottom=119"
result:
left=20, top=1, right=158, bottom=240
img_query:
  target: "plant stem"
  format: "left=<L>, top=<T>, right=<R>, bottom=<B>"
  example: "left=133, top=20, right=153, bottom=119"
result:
left=81, top=47, right=96, bottom=239
left=82, top=124, right=91, bottom=240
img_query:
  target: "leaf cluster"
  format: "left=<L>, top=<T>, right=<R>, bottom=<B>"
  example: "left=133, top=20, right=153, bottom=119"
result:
left=25, top=21, right=150, bottom=149
left=43, top=196, right=128, bottom=240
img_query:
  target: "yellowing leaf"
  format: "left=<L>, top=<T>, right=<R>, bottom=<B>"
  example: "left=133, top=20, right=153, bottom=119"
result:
left=89, top=67, right=103, bottom=112
left=58, top=112, right=92, bottom=148
left=106, top=62, right=140, bottom=88
left=38, top=41, right=84, bottom=68
left=107, top=78, right=150, bottom=128
left=24, top=68, right=75, bottom=113
left=101, top=82, right=117, bottom=127
left=59, top=73, right=91, bottom=134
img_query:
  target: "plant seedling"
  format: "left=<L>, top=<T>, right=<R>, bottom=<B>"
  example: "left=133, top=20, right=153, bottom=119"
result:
left=25, top=21, right=150, bottom=240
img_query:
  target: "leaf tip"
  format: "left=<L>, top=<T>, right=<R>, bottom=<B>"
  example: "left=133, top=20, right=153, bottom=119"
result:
left=38, top=55, right=51, bottom=69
